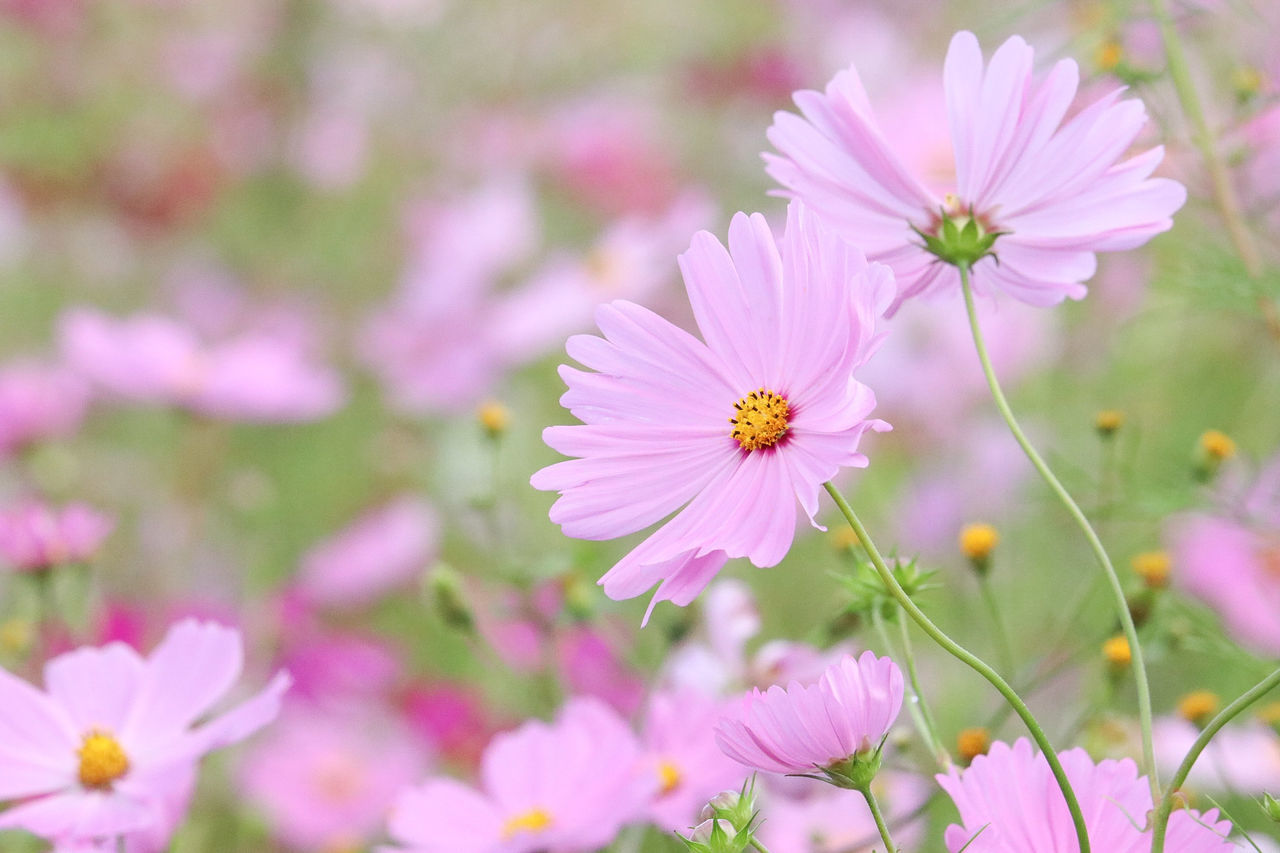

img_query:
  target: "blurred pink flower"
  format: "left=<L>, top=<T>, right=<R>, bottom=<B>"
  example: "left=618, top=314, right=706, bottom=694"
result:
left=59, top=308, right=344, bottom=422
left=382, top=697, right=653, bottom=853
left=759, top=770, right=929, bottom=853
left=240, top=704, right=430, bottom=851
left=296, top=496, right=439, bottom=608
left=640, top=688, right=747, bottom=831
left=715, top=651, right=903, bottom=777
left=0, top=620, right=289, bottom=844
left=531, top=203, right=891, bottom=620
left=278, top=626, right=404, bottom=704
left=937, top=738, right=1233, bottom=851
left=767, top=30, right=1186, bottom=310
left=1154, top=716, right=1280, bottom=794
left=402, top=683, right=496, bottom=770
left=0, top=361, right=89, bottom=457
left=0, top=500, right=113, bottom=572
left=554, top=625, right=645, bottom=716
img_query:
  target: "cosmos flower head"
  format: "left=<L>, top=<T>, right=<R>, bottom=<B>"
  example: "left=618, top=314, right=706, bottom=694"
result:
left=532, top=201, right=892, bottom=621
left=0, top=500, right=114, bottom=573
left=937, top=739, right=1234, bottom=851
left=0, top=620, right=290, bottom=846
left=766, top=30, right=1186, bottom=311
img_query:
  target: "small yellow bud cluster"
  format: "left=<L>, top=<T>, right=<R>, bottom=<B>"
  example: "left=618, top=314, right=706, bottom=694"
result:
left=1095, top=409, right=1124, bottom=438
left=1194, top=429, right=1237, bottom=481
left=1102, top=635, right=1131, bottom=668
left=477, top=400, right=511, bottom=437
left=1176, top=690, right=1220, bottom=727
left=1131, top=551, right=1170, bottom=590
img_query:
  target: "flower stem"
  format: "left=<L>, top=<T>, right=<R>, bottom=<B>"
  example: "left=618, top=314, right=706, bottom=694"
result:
left=1150, top=667, right=1280, bottom=852
left=871, top=606, right=948, bottom=768
left=856, top=784, right=897, bottom=853
left=749, top=841, right=773, bottom=853
left=957, top=261, right=1158, bottom=799
left=977, top=574, right=1015, bottom=675
left=822, top=482, right=1091, bottom=853
left=895, top=606, right=949, bottom=768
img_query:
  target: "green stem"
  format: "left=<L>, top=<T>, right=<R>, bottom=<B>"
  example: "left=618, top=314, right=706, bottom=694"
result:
left=857, top=784, right=897, bottom=853
left=749, top=841, right=773, bottom=853
left=977, top=574, right=1015, bottom=675
left=871, top=607, right=947, bottom=768
left=1150, top=667, right=1280, bottom=852
left=822, top=482, right=1091, bottom=853
left=896, top=606, right=949, bottom=767
left=958, top=261, right=1158, bottom=799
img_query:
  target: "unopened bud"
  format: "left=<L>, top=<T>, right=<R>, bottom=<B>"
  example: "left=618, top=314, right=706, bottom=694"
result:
left=681, top=819, right=750, bottom=853
left=1194, top=430, right=1236, bottom=481
left=1177, top=691, right=1220, bottom=727
left=428, top=565, right=474, bottom=634
left=1262, top=792, right=1280, bottom=822
left=1095, top=409, right=1124, bottom=438
left=959, top=523, right=999, bottom=574
left=957, top=727, right=990, bottom=764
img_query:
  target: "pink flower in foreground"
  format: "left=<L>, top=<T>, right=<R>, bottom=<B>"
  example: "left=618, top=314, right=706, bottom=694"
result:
left=382, top=698, right=652, bottom=853
left=767, top=30, right=1186, bottom=310
left=0, top=361, right=90, bottom=457
left=531, top=202, right=891, bottom=620
left=0, top=620, right=290, bottom=845
left=0, top=501, right=113, bottom=572
left=715, top=651, right=903, bottom=782
left=295, top=496, right=439, bottom=609
left=937, top=739, right=1233, bottom=852
left=59, top=308, right=343, bottom=422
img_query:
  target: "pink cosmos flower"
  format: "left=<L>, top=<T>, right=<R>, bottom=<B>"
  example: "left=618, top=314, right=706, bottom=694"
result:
left=0, top=501, right=113, bottom=572
left=531, top=202, right=892, bottom=619
left=640, top=688, right=748, bottom=831
left=766, top=30, right=1186, bottom=310
left=295, top=496, right=439, bottom=608
left=239, top=703, right=430, bottom=851
left=937, top=738, right=1234, bottom=851
left=553, top=625, right=645, bottom=715
left=715, top=651, right=903, bottom=779
left=0, top=361, right=90, bottom=457
left=381, top=697, right=653, bottom=853
left=1154, top=716, right=1280, bottom=794
left=59, top=308, right=343, bottom=422
left=0, top=619, right=290, bottom=845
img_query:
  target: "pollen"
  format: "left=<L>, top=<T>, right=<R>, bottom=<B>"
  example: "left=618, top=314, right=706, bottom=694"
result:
left=729, top=389, right=790, bottom=451
left=77, top=730, right=130, bottom=790
left=502, top=807, right=552, bottom=839
left=656, top=759, right=682, bottom=795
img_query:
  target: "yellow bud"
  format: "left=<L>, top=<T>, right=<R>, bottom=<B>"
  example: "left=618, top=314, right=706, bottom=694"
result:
left=1095, top=40, right=1124, bottom=72
left=1131, top=551, right=1171, bottom=589
left=0, top=618, right=32, bottom=654
left=1199, top=430, right=1236, bottom=461
left=477, top=401, right=510, bottom=436
left=959, top=523, right=999, bottom=561
left=1102, top=635, right=1131, bottom=668
left=1177, top=690, right=1220, bottom=726
left=957, top=727, right=990, bottom=763
left=1095, top=409, right=1124, bottom=437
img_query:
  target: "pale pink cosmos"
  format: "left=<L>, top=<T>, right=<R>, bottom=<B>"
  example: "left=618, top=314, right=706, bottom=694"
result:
left=239, top=703, right=430, bottom=851
left=0, top=620, right=290, bottom=844
left=715, top=651, right=904, bottom=776
left=295, top=496, right=439, bottom=608
left=0, top=361, right=90, bottom=457
left=1154, top=716, right=1280, bottom=794
left=531, top=202, right=892, bottom=619
left=0, top=501, right=113, bottom=572
left=381, top=697, right=653, bottom=853
left=553, top=625, right=645, bottom=715
left=640, top=688, right=748, bottom=831
left=937, top=738, right=1234, bottom=851
left=767, top=30, right=1186, bottom=310
left=59, top=308, right=344, bottom=422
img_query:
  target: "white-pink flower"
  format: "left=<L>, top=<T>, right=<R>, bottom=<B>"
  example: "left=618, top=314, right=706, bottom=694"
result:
left=767, top=31, right=1186, bottom=310
left=0, top=620, right=290, bottom=845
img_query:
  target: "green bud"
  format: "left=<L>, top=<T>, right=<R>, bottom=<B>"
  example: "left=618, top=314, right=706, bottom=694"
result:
left=1262, top=792, right=1280, bottom=822
left=679, top=818, right=753, bottom=853
left=914, top=206, right=1005, bottom=268
left=699, top=779, right=759, bottom=831
left=815, top=742, right=884, bottom=791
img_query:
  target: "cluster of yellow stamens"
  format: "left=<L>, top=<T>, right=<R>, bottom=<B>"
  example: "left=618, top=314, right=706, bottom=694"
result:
left=77, top=730, right=130, bottom=790
left=729, top=389, right=790, bottom=451
left=502, top=807, right=552, bottom=839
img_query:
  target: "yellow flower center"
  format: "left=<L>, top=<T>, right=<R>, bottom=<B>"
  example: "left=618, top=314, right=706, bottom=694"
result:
left=502, top=808, right=552, bottom=839
left=959, top=523, right=999, bottom=560
left=1102, top=635, right=1131, bottom=667
left=656, top=759, right=682, bottom=795
left=77, top=730, right=130, bottom=790
left=729, top=389, right=790, bottom=451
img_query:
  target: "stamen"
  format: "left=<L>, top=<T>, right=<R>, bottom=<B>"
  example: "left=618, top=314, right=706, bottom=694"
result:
left=77, top=730, right=130, bottom=790
left=502, top=807, right=552, bottom=839
left=729, top=388, right=790, bottom=451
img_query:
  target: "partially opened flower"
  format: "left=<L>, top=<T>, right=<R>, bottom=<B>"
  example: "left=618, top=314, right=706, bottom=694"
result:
left=714, top=651, right=903, bottom=789
left=937, top=739, right=1233, bottom=851
left=531, top=202, right=891, bottom=620
left=381, top=697, right=652, bottom=853
left=767, top=30, right=1186, bottom=310
left=0, top=500, right=113, bottom=573
left=0, top=619, right=290, bottom=845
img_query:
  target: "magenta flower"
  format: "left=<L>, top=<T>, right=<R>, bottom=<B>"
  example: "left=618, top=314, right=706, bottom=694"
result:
left=381, top=697, right=652, bottom=853
left=531, top=202, right=891, bottom=619
left=766, top=31, right=1186, bottom=309
left=0, top=620, right=290, bottom=845
left=714, top=651, right=903, bottom=783
left=937, top=739, right=1234, bottom=852
left=0, top=500, right=113, bottom=573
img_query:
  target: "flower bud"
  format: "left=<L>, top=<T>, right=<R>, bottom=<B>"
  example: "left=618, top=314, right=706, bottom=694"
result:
left=1102, top=635, right=1131, bottom=670
left=1131, top=551, right=1170, bottom=589
left=1194, top=430, right=1236, bottom=481
left=1095, top=409, right=1124, bottom=438
left=428, top=565, right=475, bottom=634
left=1177, top=691, right=1220, bottom=728
left=959, top=523, right=999, bottom=575
left=477, top=400, right=510, bottom=438
left=957, top=727, right=990, bottom=764
left=1262, top=792, right=1280, bottom=823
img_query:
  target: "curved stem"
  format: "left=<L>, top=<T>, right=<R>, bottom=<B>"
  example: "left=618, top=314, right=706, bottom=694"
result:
left=857, top=785, right=897, bottom=853
left=958, top=261, right=1158, bottom=799
left=977, top=574, right=1015, bottom=674
left=823, top=482, right=1091, bottom=853
left=1150, top=667, right=1280, bottom=851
